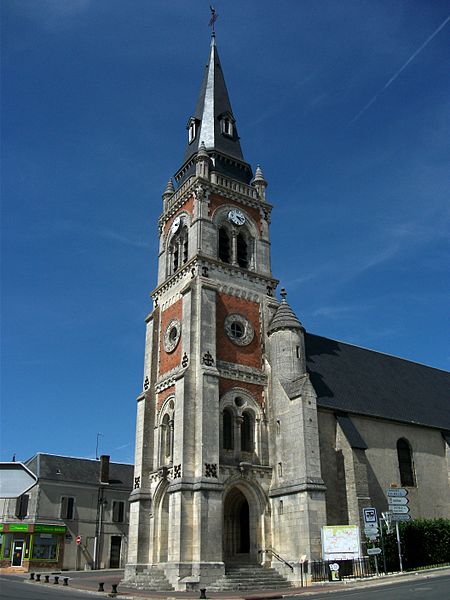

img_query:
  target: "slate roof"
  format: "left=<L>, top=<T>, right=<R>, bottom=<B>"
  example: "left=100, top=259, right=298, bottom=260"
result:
left=268, top=298, right=304, bottom=334
left=305, top=333, right=450, bottom=431
left=25, top=453, right=133, bottom=489
left=175, top=35, right=253, bottom=185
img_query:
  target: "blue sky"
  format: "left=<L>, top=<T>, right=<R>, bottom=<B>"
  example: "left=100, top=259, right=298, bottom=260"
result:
left=2, top=1, right=449, bottom=464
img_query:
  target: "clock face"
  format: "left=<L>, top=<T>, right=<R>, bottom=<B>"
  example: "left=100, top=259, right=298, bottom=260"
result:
left=228, top=209, right=246, bottom=226
left=171, top=216, right=181, bottom=234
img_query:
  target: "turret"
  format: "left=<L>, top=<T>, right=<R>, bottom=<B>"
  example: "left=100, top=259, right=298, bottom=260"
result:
left=267, top=288, right=306, bottom=381
left=252, top=165, right=268, bottom=200
left=162, top=178, right=175, bottom=210
left=195, top=141, right=210, bottom=180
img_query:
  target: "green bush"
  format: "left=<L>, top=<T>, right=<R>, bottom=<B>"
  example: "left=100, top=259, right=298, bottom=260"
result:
left=382, top=519, right=450, bottom=571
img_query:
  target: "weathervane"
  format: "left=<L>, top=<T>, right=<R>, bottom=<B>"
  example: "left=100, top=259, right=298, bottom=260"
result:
left=209, top=5, right=218, bottom=33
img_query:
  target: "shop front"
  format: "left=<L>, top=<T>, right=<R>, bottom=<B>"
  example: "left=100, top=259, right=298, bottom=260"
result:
left=0, top=523, right=66, bottom=571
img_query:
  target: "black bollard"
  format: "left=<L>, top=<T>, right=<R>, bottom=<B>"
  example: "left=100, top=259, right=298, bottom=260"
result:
left=29, top=573, right=35, bottom=580
left=53, top=576, right=59, bottom=585
left=98, top=582, right=105, bottom=592
left=35, top=574, right=41, bottom=582
left=111, top=583, right=118, bottom=594
left=63, top=577, right=69, bottom=586
left=200, top=588, right=207, bottom=599
left=44, top=575, right=50, bottom=583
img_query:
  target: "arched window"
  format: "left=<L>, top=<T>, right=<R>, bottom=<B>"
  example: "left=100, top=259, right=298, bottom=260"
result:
left=236, top=232, right=249, bottom=268
left=397, top=438, right=415, bottom=487
left=161, top=413, right=173, bottom=465
left=223, top=409, right=233, bottom=450
left=241, top=412, right=253, bottom=453
left=218, top=227, right=231, bottom=263
left=170, top=225, right=188, bottom=273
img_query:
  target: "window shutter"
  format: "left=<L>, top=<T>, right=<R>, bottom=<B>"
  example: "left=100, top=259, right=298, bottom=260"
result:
left=15, top=494, right=29, bottom=519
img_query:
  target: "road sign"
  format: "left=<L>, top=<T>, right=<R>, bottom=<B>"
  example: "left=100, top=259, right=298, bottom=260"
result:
left=76, top=535, right=82, bottom=545
left=388, top=497, right=408, bottom=505
left=391, top=505, right=410, bottom=514
left=0, top=462, right=37, bottom=498
left=386, top=488, right=408, bottom=497
left=391, top=513, right=411, bottom=521
left=367, top=548, right=382, bottom=556
left=363, top=507, right=377, bottom=524
left=329, top=563, right=340, bottom=572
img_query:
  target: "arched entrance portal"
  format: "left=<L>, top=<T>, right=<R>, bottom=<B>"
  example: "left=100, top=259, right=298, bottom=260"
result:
left=223, top=487, right=253, bottom=562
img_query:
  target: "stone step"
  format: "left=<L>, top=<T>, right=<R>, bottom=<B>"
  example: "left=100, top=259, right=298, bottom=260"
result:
left=209, top=564, right=292, bottom=591
left=124, top=568, right=174, bottom=591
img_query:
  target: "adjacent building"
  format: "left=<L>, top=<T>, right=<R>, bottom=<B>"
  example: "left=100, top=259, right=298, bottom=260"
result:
left=0, top=454, right=133, bottom=571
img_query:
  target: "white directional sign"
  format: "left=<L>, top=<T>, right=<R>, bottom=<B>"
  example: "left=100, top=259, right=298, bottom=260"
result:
left=0, top=462, right=37, bottom=498
left=386, top=488, right=411, bottom=522
left=391, top=513, right=411, bottom=521
left=391, top=505, right=410, bottom=514
left=386, top=488, right=408, bottom=497
left=367, top=548, right=382, bottom=556
left=388, top=497, right=408, bottom=505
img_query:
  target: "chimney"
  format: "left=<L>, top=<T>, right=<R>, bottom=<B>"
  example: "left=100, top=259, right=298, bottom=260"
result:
left=99, top=455, right=110, bottom=484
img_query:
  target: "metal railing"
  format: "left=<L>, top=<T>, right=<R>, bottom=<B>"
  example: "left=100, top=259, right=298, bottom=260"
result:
left=259, top=548, right=294, bottom=572
left=310, top=558, right=375, bottom=582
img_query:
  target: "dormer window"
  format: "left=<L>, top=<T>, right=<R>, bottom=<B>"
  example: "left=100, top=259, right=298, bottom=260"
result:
left=219, top=112, right=235, bottom=138
left=187, top=117, right=199, bottom=144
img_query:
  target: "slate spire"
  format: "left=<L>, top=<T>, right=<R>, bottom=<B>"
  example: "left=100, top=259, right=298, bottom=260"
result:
left=268, top=288, right=305, bottom=335
left=175, top=33, right=253, bottom=186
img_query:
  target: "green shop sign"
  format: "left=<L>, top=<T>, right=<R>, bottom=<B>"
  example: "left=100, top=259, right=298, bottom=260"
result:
left=9, top=524, right=29, bottom=532
left=0, top=523, right=66, bottom=533
left=34, top=524, right=66, bottom=533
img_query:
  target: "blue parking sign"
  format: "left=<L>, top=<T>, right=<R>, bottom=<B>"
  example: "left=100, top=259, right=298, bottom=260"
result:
left=363, top=507, right=377, bottom=524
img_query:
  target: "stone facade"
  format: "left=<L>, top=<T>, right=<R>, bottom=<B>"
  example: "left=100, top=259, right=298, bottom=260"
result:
left=125, top=33, right=450, bottom=592
left=319, top=411, right=450, bottom=530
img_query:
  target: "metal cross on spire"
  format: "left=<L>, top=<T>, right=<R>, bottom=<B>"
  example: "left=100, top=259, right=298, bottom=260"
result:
left=209, top=5, right=218, bottom=33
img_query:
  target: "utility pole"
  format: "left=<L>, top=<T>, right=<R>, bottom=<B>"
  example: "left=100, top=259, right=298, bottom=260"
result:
left=95, top=433, right=103, bottom=460
left=395, top=521, right=403, bottom=572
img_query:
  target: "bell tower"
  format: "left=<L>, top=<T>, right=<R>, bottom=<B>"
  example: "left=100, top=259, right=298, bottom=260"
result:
left=125, top=32, right=326, bottom=591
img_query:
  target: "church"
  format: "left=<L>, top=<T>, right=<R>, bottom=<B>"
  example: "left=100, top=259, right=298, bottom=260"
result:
left=124, top=32, right=450, bottom=591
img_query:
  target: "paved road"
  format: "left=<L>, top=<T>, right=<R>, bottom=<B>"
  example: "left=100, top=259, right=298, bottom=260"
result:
left=286, top=572, right=450, bottom=600
left=1, top=571, right=450, bottom=600
left=0, top=575, right=92, bottom=600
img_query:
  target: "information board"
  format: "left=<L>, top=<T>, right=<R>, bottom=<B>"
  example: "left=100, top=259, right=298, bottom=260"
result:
left=321, top=525, right=361, bottom=560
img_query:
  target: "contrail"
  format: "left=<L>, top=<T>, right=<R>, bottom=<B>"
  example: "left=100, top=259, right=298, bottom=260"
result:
left=349, top=14, right=450, bottom=124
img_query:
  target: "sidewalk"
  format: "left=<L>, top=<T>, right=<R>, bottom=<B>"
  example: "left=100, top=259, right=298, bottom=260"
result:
left=4, top=565, right=450, bottom=599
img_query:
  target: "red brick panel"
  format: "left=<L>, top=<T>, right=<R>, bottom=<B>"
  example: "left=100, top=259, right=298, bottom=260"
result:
left=209, top=193, right=262, bottom=234
left=219, top=378, right=264, bottom=407
left=157, top=385, right=176, bottom=411
left=163, top=194, right=195, bottom=237
left=159, top=300, right=183, bottom=375
left=216, top=293, right=262, bottom=368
